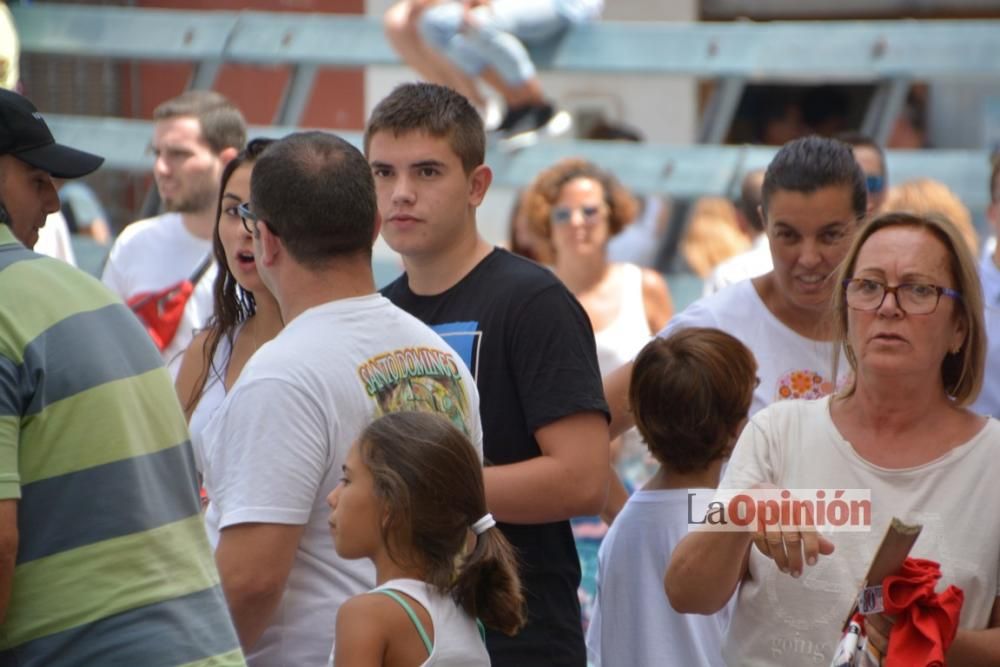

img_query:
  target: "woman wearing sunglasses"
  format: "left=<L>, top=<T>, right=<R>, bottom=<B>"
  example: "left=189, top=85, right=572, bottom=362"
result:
left=668, top=212, right=1000, bottom=666
left=176, top=138, right=285, bottom=473
left=521, top=158, right=672, bottom=482
left=519, top=157, right=672, bottom=622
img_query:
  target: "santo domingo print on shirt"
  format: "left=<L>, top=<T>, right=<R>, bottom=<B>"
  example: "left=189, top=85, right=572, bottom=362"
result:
left=357, top=347, right=472, bottom=435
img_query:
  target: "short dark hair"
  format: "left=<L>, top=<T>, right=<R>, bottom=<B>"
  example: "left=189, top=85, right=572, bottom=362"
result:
left=762, top=135, right=867, bottom=219
left=153, top=90, right=246, bottom=154
left=364, top=83, right=485, bottom=174
left=250, top=131, right=377, bottom=266
left=628, top=328, right=757, bottom=475
left=836, top=130, right=888, bottom=181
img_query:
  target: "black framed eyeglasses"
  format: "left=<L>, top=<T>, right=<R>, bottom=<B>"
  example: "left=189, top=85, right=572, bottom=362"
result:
left=236, top=202, right=280, bottom=237
left=236, top=202, right=258, bottom=235
left=842, top=278, right=962, bottom=315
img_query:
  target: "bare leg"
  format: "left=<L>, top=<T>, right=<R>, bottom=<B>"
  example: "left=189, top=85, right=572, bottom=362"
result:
left=383, top=0, right=487, bottom=108
left=480, top=68, right=544, bottom=107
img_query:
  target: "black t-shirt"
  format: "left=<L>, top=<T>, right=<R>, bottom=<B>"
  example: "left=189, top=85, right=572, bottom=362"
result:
left=382, top=248, right=609, bottom=666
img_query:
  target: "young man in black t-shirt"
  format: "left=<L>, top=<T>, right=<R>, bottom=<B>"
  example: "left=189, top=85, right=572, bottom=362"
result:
left=365, top=83, right=611, bottom=666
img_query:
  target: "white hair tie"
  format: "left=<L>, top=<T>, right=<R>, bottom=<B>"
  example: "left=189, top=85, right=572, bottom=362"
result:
left=471, top=513, right=496, bottom=536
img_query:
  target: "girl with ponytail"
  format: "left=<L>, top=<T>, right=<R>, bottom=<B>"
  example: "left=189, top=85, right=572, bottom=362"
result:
left=328, top=411, right=525, bottom=666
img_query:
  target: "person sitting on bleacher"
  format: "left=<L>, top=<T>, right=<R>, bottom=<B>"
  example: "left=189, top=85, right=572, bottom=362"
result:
left=410, top=0, right=603, bottom=146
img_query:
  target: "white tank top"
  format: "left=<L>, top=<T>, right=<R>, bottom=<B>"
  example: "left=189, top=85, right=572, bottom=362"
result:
left=593, top=263, right=652, bottom=377
left=370, top=578, right=489, bottom=667
left=189, top=324, right=239, bottom=474
left=593, top=263, right=656, bottom=488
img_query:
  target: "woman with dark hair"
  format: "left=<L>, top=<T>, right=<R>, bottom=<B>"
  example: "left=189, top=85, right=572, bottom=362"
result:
left=668, top=212, right=1000, bottom=665
left=176, top=138, right=283, bottom=446
left=605, top=135, right=868, bottom=436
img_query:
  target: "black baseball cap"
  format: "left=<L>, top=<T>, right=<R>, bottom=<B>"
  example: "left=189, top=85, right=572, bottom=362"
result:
left=0, top=88, right=104, bottom=179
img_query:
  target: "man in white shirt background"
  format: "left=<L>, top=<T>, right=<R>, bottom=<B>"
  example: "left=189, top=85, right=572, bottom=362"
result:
left=102, top=90, right=246, bottom=375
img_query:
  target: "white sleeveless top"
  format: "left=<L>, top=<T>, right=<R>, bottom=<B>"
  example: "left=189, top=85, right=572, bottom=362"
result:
left=372, top=578, right=489, bottom=667
left=593, top=263, right=655, bottom=488
left=593, top=263, right=652, bottom=375
left=189, top=324, right=239, bottom=474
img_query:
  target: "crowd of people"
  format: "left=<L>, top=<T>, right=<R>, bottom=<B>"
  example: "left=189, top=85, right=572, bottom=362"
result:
left=2, top=69, right=1000, bottom=667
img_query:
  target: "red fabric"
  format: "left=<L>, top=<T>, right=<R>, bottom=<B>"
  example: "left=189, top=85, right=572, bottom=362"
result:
left=126, top=280, right=195, bottom=352
left=882, top=557, right=964, bottom=667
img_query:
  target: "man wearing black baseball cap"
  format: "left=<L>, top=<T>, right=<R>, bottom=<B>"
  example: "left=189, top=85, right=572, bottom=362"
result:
left=0, top=89, right=247, bottom=666
left=0, top=87, right=103, bottom=247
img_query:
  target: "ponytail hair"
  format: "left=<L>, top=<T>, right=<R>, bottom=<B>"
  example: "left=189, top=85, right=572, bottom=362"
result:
left=449, top=512, right=524, bottom=635
left=358, top=412, right=526, bottom=635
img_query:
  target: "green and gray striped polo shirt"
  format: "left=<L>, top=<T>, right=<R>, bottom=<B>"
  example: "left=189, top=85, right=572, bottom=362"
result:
left=0, top=225, right=245, bottom=666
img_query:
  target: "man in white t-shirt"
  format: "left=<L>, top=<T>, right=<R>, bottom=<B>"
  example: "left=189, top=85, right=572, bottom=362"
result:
left=102, top=91, right=246, bottom=375
left=200, top=131, right=483, bottom=667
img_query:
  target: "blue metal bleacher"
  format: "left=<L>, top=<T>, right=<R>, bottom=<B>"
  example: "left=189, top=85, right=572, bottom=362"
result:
left=12, top=2, right=997, bottom=279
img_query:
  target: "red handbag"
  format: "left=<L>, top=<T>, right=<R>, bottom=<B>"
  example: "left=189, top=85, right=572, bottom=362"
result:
left=127, top=255, right=212, bottom=352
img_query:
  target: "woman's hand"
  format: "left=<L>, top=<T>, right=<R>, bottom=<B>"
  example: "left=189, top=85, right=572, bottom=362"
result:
left=748, top=487, right=836, bottom=577
left=752, top=523, right=835, bottom=577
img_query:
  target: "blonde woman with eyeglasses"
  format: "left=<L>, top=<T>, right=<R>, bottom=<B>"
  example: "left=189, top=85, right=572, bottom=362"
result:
left=668, top=211, right=1000, bottom=666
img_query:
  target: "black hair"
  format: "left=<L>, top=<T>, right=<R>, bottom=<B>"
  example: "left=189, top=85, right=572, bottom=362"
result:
left=251, top=131, right=377, bottom=266
left=184, top=137, right=274, bottom=415
left=761, top=135, right=867, bottom=218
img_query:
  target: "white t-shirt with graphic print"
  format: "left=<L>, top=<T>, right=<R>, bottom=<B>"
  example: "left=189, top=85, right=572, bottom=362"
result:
left=658, top=278, right=847, bottom=416
left=199, top=293, right=482, bottom=667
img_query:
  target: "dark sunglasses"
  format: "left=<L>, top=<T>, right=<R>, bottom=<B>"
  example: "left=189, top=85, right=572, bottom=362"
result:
left=551, top=204, right=606, bottom=226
